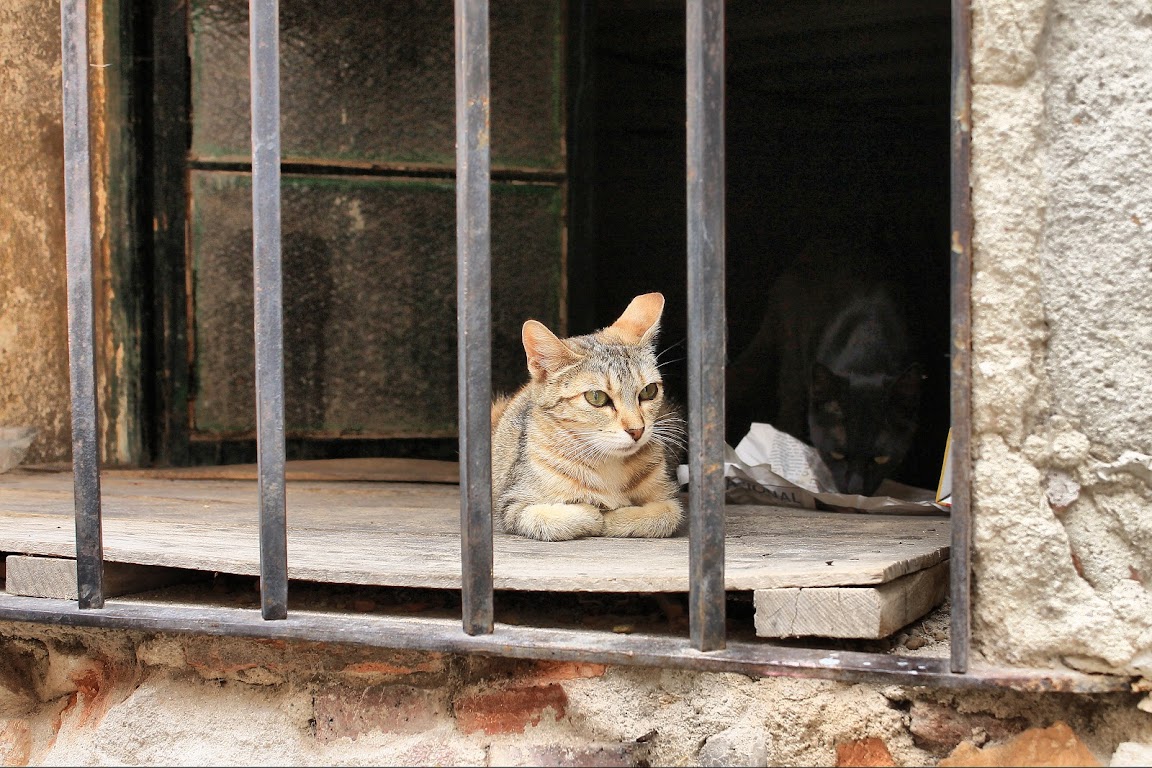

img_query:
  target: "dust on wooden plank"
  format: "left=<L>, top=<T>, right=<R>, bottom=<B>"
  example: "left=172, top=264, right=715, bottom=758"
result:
left=0, top=471, right=949, bottom=593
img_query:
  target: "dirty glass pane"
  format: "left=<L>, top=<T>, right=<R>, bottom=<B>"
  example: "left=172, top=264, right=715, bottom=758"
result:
left=189, top=171, right=563, bottom=437
left=190, top=0, right=563, bottom=170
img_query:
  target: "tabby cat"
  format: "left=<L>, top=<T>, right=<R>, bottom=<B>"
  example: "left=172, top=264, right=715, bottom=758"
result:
left=491, top=293, right=684, bottom=541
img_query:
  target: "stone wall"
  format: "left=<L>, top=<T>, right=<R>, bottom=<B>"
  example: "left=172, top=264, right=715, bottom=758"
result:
left=1, top=624, right=1149, bottom=767
left=969, top=0, right=1152, bottom=675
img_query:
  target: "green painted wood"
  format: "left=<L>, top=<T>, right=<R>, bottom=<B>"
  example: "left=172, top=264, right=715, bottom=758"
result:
left=100, top=0, right=148, bottom=465
left=188, top=172, right=563, bottom=438
left=147, top=0, right=193, bottom=466
left=189, top=0, right=564, bottom=171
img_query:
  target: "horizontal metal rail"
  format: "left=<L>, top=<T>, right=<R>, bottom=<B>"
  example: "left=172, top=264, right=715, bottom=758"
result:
left=0, top=594, right=1131, bottom=694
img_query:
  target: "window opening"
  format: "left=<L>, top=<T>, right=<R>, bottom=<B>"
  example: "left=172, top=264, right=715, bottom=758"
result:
left=7, top=0, right=1103, bottom=692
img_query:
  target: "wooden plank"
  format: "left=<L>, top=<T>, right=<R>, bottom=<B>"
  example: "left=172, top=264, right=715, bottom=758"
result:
left=753, top=560, right=949, bottom=639
left=109, top=457, right=460, bottom=484
left=0, top=472, right=948, bottom=593
left=5, top=555, right=204, bottom=600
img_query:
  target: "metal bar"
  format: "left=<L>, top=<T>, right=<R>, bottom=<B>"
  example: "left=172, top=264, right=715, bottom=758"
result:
left=0, top=594, right=1132, bottom=694
left=60, top=0, right=104, bottom=610
left=249, top=0, right=288, bottom=621
left=454, top=0, right=495, bottom=636
left=686, top=0, right=727, bottom=652
left=949, top=0, right=973, bottom=675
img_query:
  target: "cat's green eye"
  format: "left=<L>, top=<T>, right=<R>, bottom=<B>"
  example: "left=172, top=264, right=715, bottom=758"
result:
left=830, top=451, right=846, bottom=461
left=584, top=390, right=610, bottom=407
left=873, top=455, right=891, bottom=465
left=638, top=383, right=659, bottom=401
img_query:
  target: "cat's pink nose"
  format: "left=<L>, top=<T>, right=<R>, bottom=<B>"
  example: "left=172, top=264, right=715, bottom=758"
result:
left=625, top=427, right=645, bottom=442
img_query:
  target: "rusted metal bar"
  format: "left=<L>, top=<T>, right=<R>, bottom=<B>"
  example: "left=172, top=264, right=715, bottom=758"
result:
left=949, top=0, right=973, bottom=675
left=454, top=0, right=495, bottom=636
left=60, top=0, right=104, bottom=610
left=686, top=0, right=727, bottom=652
left=0, top=594, right=1133, bottom=694
left=249, top=0, right=288, bottom=621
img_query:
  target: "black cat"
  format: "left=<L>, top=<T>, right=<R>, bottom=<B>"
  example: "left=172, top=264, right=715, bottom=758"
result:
left=728, top=236, right=923, bottom=495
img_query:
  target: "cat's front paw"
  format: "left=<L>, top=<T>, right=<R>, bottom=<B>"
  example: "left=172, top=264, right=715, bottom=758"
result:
left=517, top=503, right=605, bottom=541
left=602, top=499, right=683, bottom=538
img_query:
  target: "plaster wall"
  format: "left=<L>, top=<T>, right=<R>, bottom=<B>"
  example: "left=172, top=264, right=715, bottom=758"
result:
left=969, top=0, right=1152, bottom=674
left=0, top=0, right=72, bottom=465
left=0, top=0, right=134, bottom=467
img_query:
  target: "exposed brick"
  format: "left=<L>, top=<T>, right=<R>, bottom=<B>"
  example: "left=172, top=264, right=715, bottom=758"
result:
left=183, top=644, right=283, bottom=685
left=463, top=656, right=543, bottom=683
left=339, top=658, right=444, bottom=677
left=313, top=683, right=448, bottom=741
left=314, top=645, right=445, bottom=677
left=836, top=737, right=896, bottom=767
left=909, top=700, right=1028, bottom=755
left=453, top=683, right=568, bottom=735
left=489, top=742, right=645, bottom=767
left=939, top=722, right=1101, bottom=767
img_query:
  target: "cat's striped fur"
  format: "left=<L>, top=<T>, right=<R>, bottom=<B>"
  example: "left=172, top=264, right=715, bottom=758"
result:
left=491, top=293, right=685, bottom=541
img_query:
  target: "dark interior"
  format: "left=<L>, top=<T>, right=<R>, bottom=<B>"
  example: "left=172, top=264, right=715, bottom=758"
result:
left=158, top=0, right=952, bottom=489
left=576, top=0, right=952, bottom=489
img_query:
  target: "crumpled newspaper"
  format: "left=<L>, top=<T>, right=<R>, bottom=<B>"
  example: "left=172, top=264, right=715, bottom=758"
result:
left=0, top=427, right=36, bottom=473
left=677, top=422, right=947, bottom=515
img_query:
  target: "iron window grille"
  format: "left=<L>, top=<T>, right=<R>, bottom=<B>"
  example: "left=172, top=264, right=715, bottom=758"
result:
left=0, top=0, right=1130, bottom=694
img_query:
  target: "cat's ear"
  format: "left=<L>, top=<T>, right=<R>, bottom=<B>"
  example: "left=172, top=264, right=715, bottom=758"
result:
left=810, top=362, right=844, bottom=404
left=522, top=320, right=582, bottom=381
left=890, top=363, right=924, bottom=413
left=607, top=292, right=665, bottom=345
